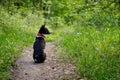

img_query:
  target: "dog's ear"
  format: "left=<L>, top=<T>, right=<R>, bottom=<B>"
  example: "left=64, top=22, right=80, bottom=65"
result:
left=44, top=21, right=46, bottom=26
left=39, top=25, right=44, bottom=33
left=42, top=25, right=45, bottom=28
left=40, top=25, right=45, bottom=29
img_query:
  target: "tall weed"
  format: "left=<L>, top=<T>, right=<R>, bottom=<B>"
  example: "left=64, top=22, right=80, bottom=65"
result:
left=0, top=7, right=43, bottom=79
left=58, top=26, right=120, bottom=80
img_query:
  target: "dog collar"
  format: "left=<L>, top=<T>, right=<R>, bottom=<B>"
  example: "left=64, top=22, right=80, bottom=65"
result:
left=36, top=33, right=45, bottom=38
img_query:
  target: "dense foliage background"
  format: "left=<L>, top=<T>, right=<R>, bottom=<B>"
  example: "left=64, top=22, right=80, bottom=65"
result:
left=0, top=0, right=119, bottom=80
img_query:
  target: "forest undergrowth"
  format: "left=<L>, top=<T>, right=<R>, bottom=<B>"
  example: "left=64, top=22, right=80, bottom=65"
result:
left=0, top=6, right=45, bottom=79
left=0, top=0, right=120, bottom=80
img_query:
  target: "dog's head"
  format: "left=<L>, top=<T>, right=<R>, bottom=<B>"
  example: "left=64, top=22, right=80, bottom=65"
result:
left=38, top=24, right=51, bottom=34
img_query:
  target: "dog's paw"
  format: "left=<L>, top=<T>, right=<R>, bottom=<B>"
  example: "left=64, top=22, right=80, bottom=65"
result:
left=34, top=59, right=38, bottom=63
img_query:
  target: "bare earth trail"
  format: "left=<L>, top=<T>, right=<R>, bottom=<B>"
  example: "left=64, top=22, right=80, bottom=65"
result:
left=12, top=42, right=80, bottom=80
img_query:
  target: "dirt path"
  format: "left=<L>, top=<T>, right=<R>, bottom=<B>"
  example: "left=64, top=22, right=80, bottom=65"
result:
left=12, top=42, right=80, bottom=80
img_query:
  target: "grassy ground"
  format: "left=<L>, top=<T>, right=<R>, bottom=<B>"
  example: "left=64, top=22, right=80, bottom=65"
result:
left=0, top=7, right=44, bottom=79
left=0, top=5, right=119, bottom=80
left=57, top=26, right=120, bottom=80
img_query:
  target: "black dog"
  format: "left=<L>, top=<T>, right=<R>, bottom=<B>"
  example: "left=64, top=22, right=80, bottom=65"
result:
left=33, top=24, right=50, bottom=63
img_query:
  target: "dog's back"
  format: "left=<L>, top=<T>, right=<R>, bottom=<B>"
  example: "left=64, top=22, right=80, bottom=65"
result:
left=33, top=24, right=50, bottom=63
left=33, top=37, right=46, bottom=63
left=34, top=37, right=45, bottom=50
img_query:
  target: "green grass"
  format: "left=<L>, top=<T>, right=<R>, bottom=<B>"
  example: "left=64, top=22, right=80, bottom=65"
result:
left=0, top=7, right=44, bottom=79
left=0, top=27, right=34, bottom=79
left=0, top=4, right=119, bottom=80
left=58, top=26, right=120, bottom=80
left=46, top=25, right=75, bottom=42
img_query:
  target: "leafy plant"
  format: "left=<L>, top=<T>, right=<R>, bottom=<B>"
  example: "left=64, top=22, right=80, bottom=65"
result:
left=0, top=6, right=43, bottom=79
left=58, top=26, right=120, bottom=80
